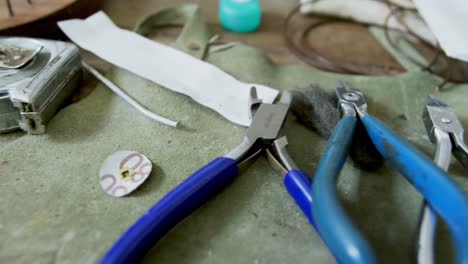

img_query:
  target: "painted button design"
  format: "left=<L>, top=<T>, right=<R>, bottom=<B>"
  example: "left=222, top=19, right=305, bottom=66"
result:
left=99, top=151, right=152, bottom=197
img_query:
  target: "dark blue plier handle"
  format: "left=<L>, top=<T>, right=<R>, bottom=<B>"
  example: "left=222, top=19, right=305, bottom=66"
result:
left=101, top=91, right=322, bottom=264
left=312, top=81, right=468, bottom=264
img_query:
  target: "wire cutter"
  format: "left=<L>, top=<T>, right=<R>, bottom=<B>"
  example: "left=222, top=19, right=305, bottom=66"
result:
left=417, top=96, right=468, bottom=264
left=101, top=90, right=320, bottom=263
left=311, top=81, right=468, bottom=264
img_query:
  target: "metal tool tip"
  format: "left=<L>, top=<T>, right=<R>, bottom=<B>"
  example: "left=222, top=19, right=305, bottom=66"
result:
left=336, top=80, right=347, bottom=89
left=250, top=86, right=258, bottom=100
left=426, top=96, right=448, bottom=108
left=279, top=91, right=292, bottom=105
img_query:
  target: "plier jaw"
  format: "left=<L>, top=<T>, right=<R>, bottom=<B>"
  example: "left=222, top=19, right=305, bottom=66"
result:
left=243, top=90, right=303, bottom=174
left=227, top=89, right=301, bottom=173
left=336, top=81, right=368, bottom=117
left=423, top=96, right=468, bottom=168
left=226, top=89, right=292, bottom=164
left=265, top=136, right=299, bottom=174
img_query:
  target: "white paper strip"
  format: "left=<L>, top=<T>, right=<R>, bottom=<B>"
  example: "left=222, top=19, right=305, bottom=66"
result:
left=58, top=11, right=279, bottom=126
left=414, top=0, right=468, bottom=62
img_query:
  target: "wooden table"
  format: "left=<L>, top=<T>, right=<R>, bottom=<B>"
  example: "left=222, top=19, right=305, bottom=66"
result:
left=89, top=0, right=403, bottom=71
left=0, top=0, right=405, bottom=101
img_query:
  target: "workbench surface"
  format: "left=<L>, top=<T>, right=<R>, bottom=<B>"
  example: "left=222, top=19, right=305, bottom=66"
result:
left=1, top=1, right=467, bottom=264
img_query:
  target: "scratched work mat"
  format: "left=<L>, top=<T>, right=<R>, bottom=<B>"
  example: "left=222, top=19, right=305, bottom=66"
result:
left=0, top=5, right=467, bottom=264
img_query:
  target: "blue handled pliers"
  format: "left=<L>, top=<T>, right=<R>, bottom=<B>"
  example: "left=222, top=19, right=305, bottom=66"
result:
left=101, top=90, right=320, bottom=263
left=312, top=81, right=468, bottom=264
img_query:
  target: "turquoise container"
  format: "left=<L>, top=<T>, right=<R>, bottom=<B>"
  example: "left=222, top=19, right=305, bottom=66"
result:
left=219, top=0, right=262, bottom=33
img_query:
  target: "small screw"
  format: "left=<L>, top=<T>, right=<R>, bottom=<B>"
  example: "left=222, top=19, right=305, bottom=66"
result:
left=343, top=92, right=359, bottom=101
left=441, top=117, right=452, bottom=124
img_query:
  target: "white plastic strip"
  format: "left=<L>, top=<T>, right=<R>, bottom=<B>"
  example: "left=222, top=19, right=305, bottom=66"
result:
left=82, top=61, right=179, bottom=128
left=58, top=12, right=279, bottom=126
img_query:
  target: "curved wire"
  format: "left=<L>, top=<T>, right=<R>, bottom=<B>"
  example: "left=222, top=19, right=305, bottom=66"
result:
left=382, top=4, right=467, bottom=89
left=284, top=1, right=468, bottom=87
left=283, top=3, right=399, bottom=75
left=383, top=8, right=441, bottom=72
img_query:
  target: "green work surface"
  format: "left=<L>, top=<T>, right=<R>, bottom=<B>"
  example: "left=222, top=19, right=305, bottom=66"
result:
left=1, top=5, right=467, bottom=264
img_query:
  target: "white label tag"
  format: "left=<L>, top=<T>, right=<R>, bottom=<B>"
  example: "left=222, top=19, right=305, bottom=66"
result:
left=58, top=11, right=279, bottom=126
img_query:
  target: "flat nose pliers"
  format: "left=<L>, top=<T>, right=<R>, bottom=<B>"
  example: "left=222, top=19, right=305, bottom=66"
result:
left=312, top=81, right=468, bottom=264
left=417, top=96, right=468, bottom=264
left=101, top=90, right=319, bottom=263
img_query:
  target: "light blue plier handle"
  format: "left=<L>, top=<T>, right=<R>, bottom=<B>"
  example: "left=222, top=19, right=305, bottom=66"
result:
left=312, top=82, right=468, bottom=264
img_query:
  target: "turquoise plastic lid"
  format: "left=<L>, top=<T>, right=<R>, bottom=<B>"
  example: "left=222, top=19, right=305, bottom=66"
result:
left=219, top=0, right=262, bottom=33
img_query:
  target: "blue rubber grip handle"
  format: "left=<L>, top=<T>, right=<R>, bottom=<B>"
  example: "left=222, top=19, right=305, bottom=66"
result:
left=285, top=170, right=344, bottom=264
left=312, top=115, right=377, bottom=264
left=284, top=169, right=316, bottom=228
left=362, top=115, right=468, bottom=264
left=101, top=157, right=238, bottom=264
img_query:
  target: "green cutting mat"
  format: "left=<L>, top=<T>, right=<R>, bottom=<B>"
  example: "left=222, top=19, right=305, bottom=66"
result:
left=0, top=5, right=466, bottom=264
